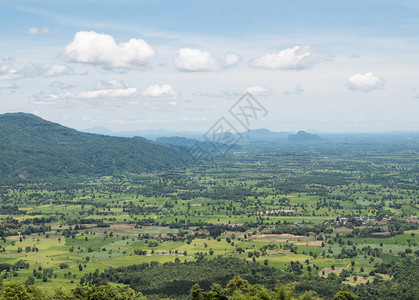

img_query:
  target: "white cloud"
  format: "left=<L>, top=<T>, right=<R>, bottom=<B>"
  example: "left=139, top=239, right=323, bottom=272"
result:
left=44, top=64, right=74, bottom=77
left=283, top=84, right=304, bottom=95
left=0, top=82, right=17, bottom=89
left=224, top=53, right=241, bottom=67
left=63, top=31, right=155, bottom=68
left=347, top=72, right=386, bottom=92
left=78, top=87, right=137, bottom=99
left=251, top=45, right=331, bottom=70
left=142, top=84, right=177, bottom=97
left=245, top=85, right=272, bottom=96
left=174, top=48, right=220, bottom=71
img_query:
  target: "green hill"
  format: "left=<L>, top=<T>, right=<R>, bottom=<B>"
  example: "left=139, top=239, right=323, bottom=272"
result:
left=0, top=113, right=183, bottom=184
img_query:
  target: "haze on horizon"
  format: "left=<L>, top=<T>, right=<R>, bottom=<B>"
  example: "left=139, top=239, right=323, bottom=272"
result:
left=0, top=0, right=419, bottom=133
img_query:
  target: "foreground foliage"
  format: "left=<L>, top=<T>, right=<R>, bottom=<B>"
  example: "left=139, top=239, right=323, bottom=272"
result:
left=78, top=257, right=418, bottom=299
left=0, top=282, right=146, bottom=300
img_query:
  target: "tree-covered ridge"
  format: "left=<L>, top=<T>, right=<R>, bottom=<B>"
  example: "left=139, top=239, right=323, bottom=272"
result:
left=0, top=113, right=183, bottom=184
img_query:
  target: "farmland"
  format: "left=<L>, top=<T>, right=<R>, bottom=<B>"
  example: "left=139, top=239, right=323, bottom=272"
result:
left=0, top=138, right=418, bottom=299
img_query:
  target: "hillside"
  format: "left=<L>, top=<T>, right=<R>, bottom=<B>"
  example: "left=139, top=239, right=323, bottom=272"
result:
left=0, top=113, right=183, bottom=183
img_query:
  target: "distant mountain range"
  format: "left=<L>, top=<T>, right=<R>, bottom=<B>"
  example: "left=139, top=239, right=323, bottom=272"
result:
left=241, top=129, right=289, bottom=142
left=0, top=113, right=183, bottom=184
left=287, top=131, right=322, bottom=142
left=84, top=127, right=204, bottom=140
left=84, top=126, right=327, bottom=148
left=85, top=127, right=292, bottom=142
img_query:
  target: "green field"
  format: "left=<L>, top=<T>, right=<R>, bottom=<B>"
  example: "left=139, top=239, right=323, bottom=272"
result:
left=0, top=140, right=418, bottom=299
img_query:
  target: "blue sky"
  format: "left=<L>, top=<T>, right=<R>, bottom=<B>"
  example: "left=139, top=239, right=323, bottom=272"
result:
left=1, top=0, right=419, bottom=132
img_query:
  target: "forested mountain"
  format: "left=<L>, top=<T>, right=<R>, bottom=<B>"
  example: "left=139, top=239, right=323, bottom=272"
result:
left=0, top=113, right=183, bottom=183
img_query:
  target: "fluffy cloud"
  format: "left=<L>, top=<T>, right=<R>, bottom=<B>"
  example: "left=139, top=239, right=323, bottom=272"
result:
left=78, top=81, right=137, bottom=99
left=251, top=45, right=331, bottom=70
left=174, top=49, right=241, bottom=71
left=77, top=86, right=138, bottom=99
left=283, top=84, right=304, bottom=95
left=44, top=64, right=74, bottom=77
left=347, top=72, right=386, bottom=92
left=78, top=88, right=137, bottom=99
left=63, top=31, right=155, bottom=69
left=0, top=82, right=17, bottom=89
left=245, top=85, right=272, bottom=96
left=142, top=84, right=177, bottom=97
left=224, top=53, right=241, bottom=67
left=174, top=48, right=220, bottom=71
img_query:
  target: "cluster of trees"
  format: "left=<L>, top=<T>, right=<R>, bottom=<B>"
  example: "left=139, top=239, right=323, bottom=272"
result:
left=77, top=257, right=418, bottom=299
left=0, top=282, right=146, bottom=299
left=190, top=276, right=355, bottom=300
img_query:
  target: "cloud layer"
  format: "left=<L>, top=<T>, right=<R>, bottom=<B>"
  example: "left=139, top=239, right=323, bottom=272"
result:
left=63, top=31, right=155, bottom=69
left=251, top=45, right=331, bottom=70
left=347, top=72, right=386, bottom=92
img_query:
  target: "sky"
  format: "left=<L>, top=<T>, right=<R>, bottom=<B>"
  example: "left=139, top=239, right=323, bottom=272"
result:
left=1, top=0, right=419, bottom=133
